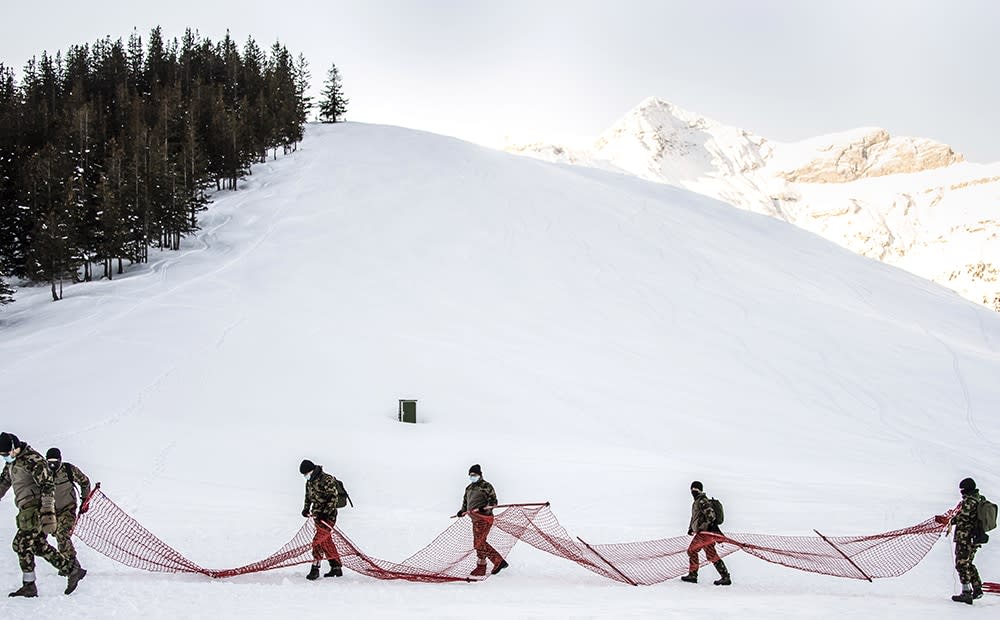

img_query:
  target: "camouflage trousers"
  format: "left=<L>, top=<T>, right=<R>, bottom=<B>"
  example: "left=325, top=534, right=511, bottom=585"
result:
left=688, top=532, right=729, bottom=577
left=12, top=528, right=71, bottom=575
left=312, top=516, right=342, bottom=568
left=954, top=540, right=982, bottom=587
left=471, top=515, right=504, bottom=566
left=55, top=510, right=79, bottom=565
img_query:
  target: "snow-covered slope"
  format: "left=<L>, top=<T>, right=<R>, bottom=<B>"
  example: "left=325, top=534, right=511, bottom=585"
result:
left=1, top=123, right=998, bottom=618
left=507, top=98, right=1000, bottom=310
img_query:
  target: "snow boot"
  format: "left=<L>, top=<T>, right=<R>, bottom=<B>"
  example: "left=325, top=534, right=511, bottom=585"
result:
left=324, top=561, right=343, bottom=578
left=306, top=564, right=321, bottom=581
left=713, top=576, right=732, bottom=586
left=470, top=563, right=487, bottom=577
left=65, top=565, right=87, bottom=595
left=973, top=586, right=983, bottom=600
left=951, top=591, right=974, bottom=605
left=680, top=572, right=698, bottom=583
left=8, top=582, right=37, bottom=598
left=491, top=560, right=509, bottom=575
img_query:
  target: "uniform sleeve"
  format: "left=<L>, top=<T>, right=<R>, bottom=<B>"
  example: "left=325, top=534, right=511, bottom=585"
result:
left=954, top=496, right=977, bottom=536
left=303, top=482, right=312, bottom=515
left=29, top=456, right=55, bottom=499
left=69, top=463, right=92, bottom=501
left=485, top=482, right=498, bottom=508
left=460, top=485, right=469, bottom=513
left=0, top=466, right=10, bottom=502
left=321, top=475, right=340, bottom=507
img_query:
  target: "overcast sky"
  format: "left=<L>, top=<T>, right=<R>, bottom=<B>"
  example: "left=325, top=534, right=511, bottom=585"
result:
left=2, top=0, right=998, bottom=160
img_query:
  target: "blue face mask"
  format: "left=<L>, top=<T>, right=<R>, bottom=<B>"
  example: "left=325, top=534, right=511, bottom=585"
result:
left=469, top=475, right=480, bottom=483
left=2, top=455, right=14, bottom=464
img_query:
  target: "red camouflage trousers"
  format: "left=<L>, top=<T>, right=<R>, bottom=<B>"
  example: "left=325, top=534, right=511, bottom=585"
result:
left=312, top=517, right=342, bottom=568
left=687, top=532, right=721, bottom=573
left=471, top=514, right=504, bottom=565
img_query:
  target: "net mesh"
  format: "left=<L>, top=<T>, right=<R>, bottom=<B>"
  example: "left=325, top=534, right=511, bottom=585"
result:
left=73, top=488, right=994, bottom=591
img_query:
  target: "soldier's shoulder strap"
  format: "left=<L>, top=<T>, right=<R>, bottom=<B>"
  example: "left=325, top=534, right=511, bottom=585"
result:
left=64, top=463, right=75, bottom=484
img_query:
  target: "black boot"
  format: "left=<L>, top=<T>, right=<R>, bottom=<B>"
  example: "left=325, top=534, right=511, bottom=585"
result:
left=306, top=564, right=320, bottom=581
left=713, top=561, right=731, bottom=586
left=680, top=572, right=698, bottom=583
left=324, top=561, right=343, bottom=578
left=973, top=586, right=983, bottom=600
left=8, top=582, right=37, bottom=598
left=951, top=591, right=974, bottom=605
left=65, top=565, right=87, bottom=595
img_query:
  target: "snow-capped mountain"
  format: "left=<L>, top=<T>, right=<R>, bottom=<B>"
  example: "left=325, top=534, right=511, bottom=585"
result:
left=507, top=97, right=1000, bottom=310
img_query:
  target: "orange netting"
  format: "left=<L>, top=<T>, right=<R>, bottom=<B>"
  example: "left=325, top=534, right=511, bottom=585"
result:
left=72, top=488, right=995, bottom=591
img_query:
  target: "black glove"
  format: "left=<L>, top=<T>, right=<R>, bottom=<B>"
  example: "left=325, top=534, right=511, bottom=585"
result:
left=302, top=509, right=310, bottom=518
left=687, top=529, right=693, bottom=536
left=456, top=510, right=465, bottom=518
left=476, top=508, right=488, bottom=515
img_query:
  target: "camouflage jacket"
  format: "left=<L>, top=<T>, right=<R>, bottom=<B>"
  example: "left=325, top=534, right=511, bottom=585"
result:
left=0, top=444, right=55, bottom=511
left=303, top=466, right=339, bottom=521
left=461, top=479, right=498, bottom=516
left=953, top=491, right=983, bottom=542
left=52, top=462, right=92, bottom=514
left=689, top=492, right=720, bottom=534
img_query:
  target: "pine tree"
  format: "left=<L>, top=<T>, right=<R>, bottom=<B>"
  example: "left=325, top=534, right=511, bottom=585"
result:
left=0, top=273, right=12, bottom=305
left=318, top=63, right=348, bottom=123
left=0, top=26, right=310, bottom=300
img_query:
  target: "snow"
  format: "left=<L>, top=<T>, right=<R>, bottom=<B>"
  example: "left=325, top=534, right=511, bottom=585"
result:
left=508, top=98, right=1000, bottom=310
left=1, top=122, right=998, bottom=617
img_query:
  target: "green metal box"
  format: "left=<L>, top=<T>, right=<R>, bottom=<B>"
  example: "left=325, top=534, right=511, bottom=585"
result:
left=399, top=399, right=417, bottom=423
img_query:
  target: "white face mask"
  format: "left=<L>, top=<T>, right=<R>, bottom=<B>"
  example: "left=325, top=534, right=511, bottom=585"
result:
left=2, top=455, right=14, bottom=464
left=469, top=475, right=480, bottom=483
left=304, top=472, right=311, bottom=481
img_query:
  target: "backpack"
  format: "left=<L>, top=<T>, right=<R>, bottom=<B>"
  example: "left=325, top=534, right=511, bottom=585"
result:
left=710, top=497, right=725, bottom=526
left=334, top=477, right=353, bottom=509
left=975, top=496, right=997, bottom=544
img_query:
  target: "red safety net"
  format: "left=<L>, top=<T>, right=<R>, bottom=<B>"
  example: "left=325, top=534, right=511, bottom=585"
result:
left=73, top=488, right=995, bottom=591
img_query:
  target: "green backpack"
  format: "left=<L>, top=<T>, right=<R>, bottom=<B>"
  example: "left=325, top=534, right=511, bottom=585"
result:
left=976, top=496, right=997, bottom=544
left=334, top=477, right=353, bottom=509
left=710, top=497, right=725, bottom=526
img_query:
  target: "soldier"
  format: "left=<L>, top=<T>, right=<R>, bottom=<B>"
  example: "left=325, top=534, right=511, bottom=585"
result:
left=680, top=480, right=732, bottom=586
left=0, top=432, right=86, bottom=597
left=455, top=464, right=508, bottom=577
left=950, top=477, right=985, bottom=604
left=45, top=448, right=92, bottom=574
left=300, top=459, right=343, bottom=580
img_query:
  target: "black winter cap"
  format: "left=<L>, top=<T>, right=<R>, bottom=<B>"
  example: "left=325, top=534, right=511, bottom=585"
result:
left=46, top=448, right=62, bottom=461
left=960, top=477, right=977, bottom=493
left=468, top=464, right=482, bottom=476
left=690, top=481, right=704, bottom=491
left=0, top=432, right=19, bottom=453
left=299, top=459, right=316, bottom=475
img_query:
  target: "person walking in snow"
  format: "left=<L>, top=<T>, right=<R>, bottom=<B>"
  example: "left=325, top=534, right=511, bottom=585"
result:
left=456, top=463, right=508, bottom=577
left=45, top=447, right=92, bottom=575
left=681, top=480, right=731, bottom=586
left=0, top=432, right=86, bottom=597
left=949, top=477, right=986, bottom=604
left=300, top=459, right=343, bottom=580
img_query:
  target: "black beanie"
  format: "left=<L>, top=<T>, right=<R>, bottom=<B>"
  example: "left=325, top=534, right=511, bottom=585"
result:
left=468, top=463, right=482, bottom=476
left=960, top=477, right=977, bottom=493
left=690, top=480, right=704, bottom=492
left=0, top=432, right=19, bottom=453
left=46, top=448, right=62, bottom=461
left=299, top=459, right=316, bottom=475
